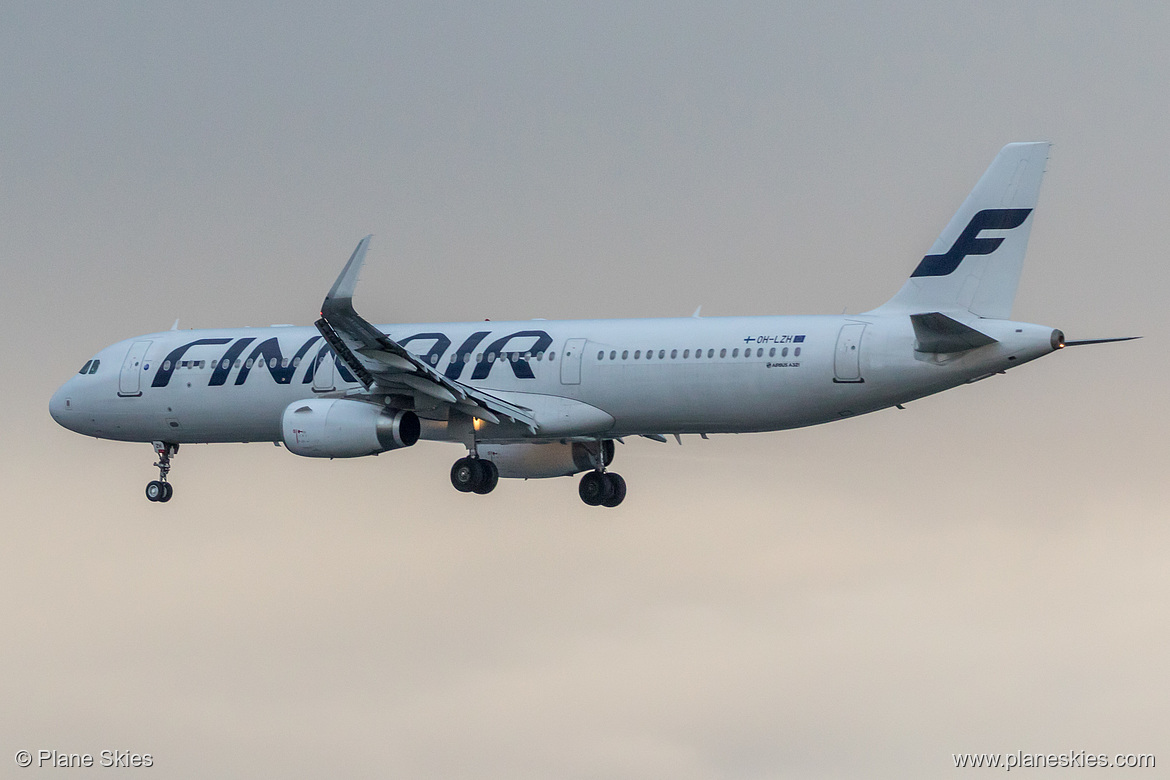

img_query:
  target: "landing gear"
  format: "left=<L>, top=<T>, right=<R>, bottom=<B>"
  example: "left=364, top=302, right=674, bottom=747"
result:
left=145, top=480, right=173, bottom=502
left=450, top=456, right=498, bottom=494
left=579, top=470, right=626, bottom=508
left=146, top=441, right=178, bottom=503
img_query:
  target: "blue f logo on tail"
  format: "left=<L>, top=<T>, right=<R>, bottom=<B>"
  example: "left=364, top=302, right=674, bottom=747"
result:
left=911, top=208, right=1033, bottom=277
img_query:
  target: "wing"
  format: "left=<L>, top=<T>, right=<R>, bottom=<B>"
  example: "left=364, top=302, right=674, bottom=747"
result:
left=315, top=236, right=537, bottom=430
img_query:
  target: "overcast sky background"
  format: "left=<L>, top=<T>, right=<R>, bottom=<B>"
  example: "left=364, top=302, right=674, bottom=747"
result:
left=2, top=2, right=1167, bottom=777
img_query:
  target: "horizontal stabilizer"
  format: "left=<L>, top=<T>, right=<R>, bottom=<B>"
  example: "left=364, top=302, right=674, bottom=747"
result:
left=910, top=312, right=998, bottom=354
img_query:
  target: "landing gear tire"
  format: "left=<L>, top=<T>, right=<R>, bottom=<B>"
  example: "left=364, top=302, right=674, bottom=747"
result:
left=451, top=457, right=482, bottom=493
left=472, top=459, right=499, bottom=494
left=451, top=457, right=498, bottom=494
left=579, top=471, right=615, bottom=506
left=146, top=480, right=165, bottom=502
left=159, top=482, right=174, bottom=503
left=600, top=473, right=626, bottom=507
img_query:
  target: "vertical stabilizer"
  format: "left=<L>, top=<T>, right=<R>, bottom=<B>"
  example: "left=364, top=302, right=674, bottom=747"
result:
left=872, top=142, right=1050, bottom=319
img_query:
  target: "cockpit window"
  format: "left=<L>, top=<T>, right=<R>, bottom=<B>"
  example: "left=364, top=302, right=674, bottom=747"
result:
left=79, top=360, right=92, bottom=374
left=88, top=360, right=100, bottom=374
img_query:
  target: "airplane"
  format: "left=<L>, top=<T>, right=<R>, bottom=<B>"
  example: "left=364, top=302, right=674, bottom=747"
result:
left=49, top=142, right=1135, bottom=507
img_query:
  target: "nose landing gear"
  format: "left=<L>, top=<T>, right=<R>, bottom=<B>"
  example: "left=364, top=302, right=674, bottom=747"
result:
left=146, top=441, right=178, bottom=503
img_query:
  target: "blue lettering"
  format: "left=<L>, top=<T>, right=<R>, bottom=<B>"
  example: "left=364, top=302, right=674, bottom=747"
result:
left=234, top=336, right=321, bottom=385
left=470, top=330, right=553, bottom=380
left=151, top=339, right=231, bottom=387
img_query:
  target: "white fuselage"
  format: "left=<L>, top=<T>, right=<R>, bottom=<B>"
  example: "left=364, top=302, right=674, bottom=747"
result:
left=49, top=313, right=1060, bottom=445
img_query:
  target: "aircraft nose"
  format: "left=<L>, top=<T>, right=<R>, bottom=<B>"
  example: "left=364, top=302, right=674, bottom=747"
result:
left=49, top=382, right=75, bottom=427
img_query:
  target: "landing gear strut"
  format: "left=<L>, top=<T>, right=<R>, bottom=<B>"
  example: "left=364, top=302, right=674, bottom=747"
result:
left=450, top=456, right=499, bottom=494
left=146, top=441, right=177, bottom=503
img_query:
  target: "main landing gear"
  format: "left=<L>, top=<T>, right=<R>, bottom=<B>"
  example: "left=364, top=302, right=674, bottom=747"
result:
left=450, top=456, right=499, bottom=494
left=579, top=470, right=626, bottom=508
left=145, top=441, right=177, bottom=503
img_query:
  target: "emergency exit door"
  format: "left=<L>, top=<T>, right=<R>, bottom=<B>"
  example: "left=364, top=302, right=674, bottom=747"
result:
left=833, top=324, right=866, bottom=383
left=560, top=338, right=586, bottom=385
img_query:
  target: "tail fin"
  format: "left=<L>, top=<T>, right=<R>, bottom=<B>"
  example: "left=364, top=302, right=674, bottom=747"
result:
left=872, top=142, right=1050, bottom=319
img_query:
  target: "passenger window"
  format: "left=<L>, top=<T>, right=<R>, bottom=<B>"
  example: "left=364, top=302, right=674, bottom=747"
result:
left=79, top=360, right=92, bottom=375
left=609, top=351, right=616, bottom=360
left=781, top=347, right=788, bottom=357
left=634, top=350, right=641, bottom=359
left=719, top=348, right=727, bottom=358
left=658, top=349, right=665, bottom=359
left=683, top=349, right=690, bottom=358
left=670, top=349, right=677, bottom=359
left=707, top=349, right=714, bottom=358
left=732, top=348, right=739, bottom=358
left=794, top=347, right=801, bottom=357
left=622, top=350, right=628, bottom=360
left=769, top=348, right=776, bottom=357
left=757, top=348, right=763, bottom=357
left=597, top=351, right=604, bottom=360
left=548, top=352, right=555, bottom=361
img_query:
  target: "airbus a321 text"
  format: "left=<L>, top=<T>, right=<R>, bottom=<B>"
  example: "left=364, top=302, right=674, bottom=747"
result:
left=50, top=143, right=1134, bottom=507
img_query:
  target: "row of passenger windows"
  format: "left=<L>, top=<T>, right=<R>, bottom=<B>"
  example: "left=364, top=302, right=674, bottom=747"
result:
left=162, top=356, right=304, bottom=371
left=596, top=346, right=800, bottom=361
left=78, top=359, right=101, bottom=374
left=151, top=344, right=802, bottom=373
left=426, top=346, right=801, bottom=365
left=438, top=351, right=556, bottom=365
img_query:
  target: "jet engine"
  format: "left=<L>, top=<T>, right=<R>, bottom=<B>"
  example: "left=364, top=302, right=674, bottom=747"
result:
left=478, top=440, right=615, bottom=479
left=281, top=398, right=420, bottom=458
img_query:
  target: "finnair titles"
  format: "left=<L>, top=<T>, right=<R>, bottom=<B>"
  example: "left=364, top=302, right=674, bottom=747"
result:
left=50, top=143, right=1134, bottom=507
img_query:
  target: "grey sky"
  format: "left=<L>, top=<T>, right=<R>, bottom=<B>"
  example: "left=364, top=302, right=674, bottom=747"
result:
left=2, top=2, right=1166, bottom=777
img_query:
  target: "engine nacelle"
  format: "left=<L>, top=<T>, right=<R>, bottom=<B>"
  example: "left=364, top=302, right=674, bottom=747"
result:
left=478, top=440, right=615, bottom=479
left=281, top=399, right=420, bottom=458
